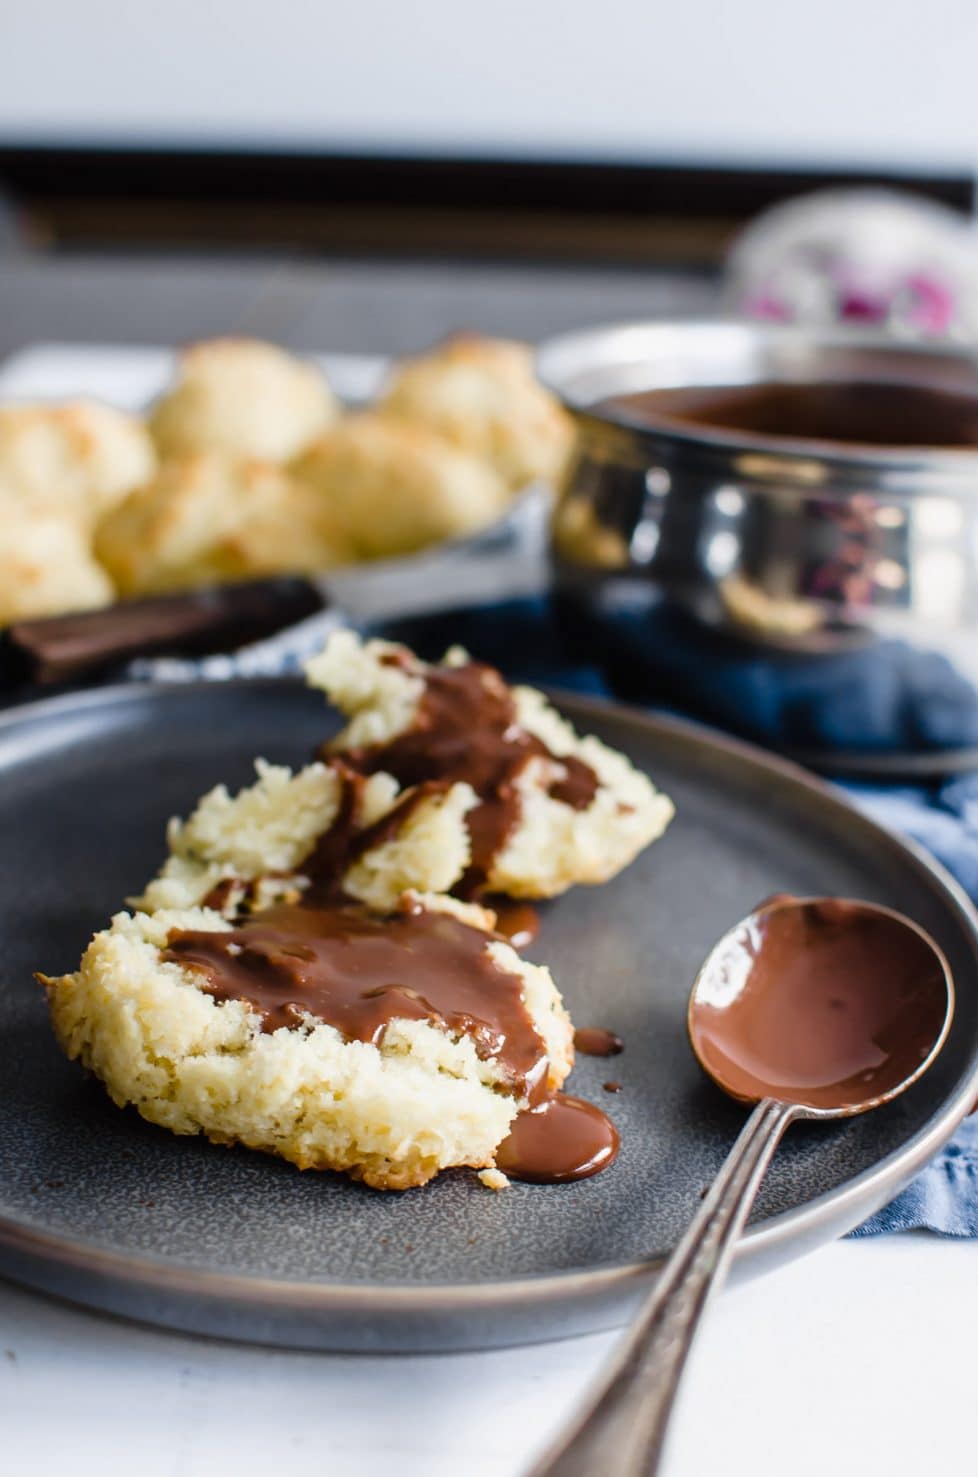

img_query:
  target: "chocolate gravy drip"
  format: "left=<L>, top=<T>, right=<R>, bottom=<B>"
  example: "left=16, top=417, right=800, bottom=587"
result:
left=607, top=379, right=978, bottom=449
left=491, top=901, right=541, bottom=951
left=345, top=784, right=443, bottom=869
left=692, top=899, right=949, bottom=1109
left=198, top=764, right=372, bottom=918
left=299, top=762, right=367, bottom=885
left=495, top=1094, right=620, bottom=1183
left=164, top=898, right=550, bottom=1098
left=574, top=1026, right=624, bottom=1057
left=201, top=877, right=240, bottom=913
left=201, top=872, right=298, bottom=914
left=324, top=659, right=598, bottom=895
left=198, top=763, right=439, bottom=917
left=301, top=766, right=443, bottom=894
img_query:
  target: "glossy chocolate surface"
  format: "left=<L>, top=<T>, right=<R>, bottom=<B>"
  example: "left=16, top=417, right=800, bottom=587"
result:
left=166, top=891, right=621, bottom=1185
left=607, top=380, right=978, bottom=449
left=491, top=901, right=541, bottom=951
left=690, top=898, right=950, bottom=1110
left=165, top=898, right=549, bottom=1098
left=495, top=1094, right=620, bottom=1183
left=574, top=1027, right=624, bottom=1057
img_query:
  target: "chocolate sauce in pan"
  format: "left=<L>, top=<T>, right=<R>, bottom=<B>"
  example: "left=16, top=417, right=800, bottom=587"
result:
left=574, top=1027, right=624, bottom=1057
left=495, top=1094, right=620, bottom=1183
left=607, top=380, right=978, bottom=449
left=323, top=658, right=598, bottom=895
left=691, top=899, right=949, bottom=1109
left=164, top=898, right=549, bottom=1097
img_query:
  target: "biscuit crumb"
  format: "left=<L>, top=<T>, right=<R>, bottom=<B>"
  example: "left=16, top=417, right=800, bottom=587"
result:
left=478, top=1167, right=510, bottom=1191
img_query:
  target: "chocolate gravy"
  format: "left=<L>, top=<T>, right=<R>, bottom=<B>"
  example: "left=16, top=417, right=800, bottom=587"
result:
left=491, top=901, right=541, bottom=951
left=574, top=1027, right=624, bottom=1057
left=165, top=894, right=620, bottom=1184
left=691, top=899, right=949, bottom=1109
left=607, top=380, right=978, bottom=449
left=201, top=877, right=242, bottom=913
left=165, top=897, right=550, bottom=1096
left=165, top=656, right=619, bottom=1188
left=298, top=761, right=368, bottom=883
left=324, top=658, right=598, bottom=894
left=495, top=1094, right=620, bottom=1183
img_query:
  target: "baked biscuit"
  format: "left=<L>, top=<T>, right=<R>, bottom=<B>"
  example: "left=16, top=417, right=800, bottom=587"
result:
left=306, top=630, right=674, bottom=898
left=43, top=891, right=573, bottom=1190
left=378, top=335, right=575, bottom=490
left=95, top=451, right=353, bottom=595
left=150, top=338, right=340, bottom=462
left=133, top=757, right=477, bottom=917
left=0, top=510, right=114, bottom=623
left=0, top=401, right=156, bottom=526
left=292, top=413, right=509, bottom=559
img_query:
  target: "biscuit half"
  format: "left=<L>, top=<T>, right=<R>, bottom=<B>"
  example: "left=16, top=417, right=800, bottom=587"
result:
left=43, top=893, right=572, bottom=1190
left=306, top=630, right=674, bottom=898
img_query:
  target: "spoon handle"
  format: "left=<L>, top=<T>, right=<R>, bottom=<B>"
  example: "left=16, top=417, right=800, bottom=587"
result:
left=528, top=1097, right=798, bottom=1477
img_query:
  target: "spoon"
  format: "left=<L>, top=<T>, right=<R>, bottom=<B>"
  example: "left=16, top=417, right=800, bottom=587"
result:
left=529, top=896, right=954, bottom=1477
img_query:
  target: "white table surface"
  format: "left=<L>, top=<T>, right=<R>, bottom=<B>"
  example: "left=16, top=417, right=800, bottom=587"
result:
left=2, top=1235, right=975, bottom=1476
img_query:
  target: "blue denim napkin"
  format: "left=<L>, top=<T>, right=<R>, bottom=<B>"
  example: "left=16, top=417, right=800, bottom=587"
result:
left=560, top=600, right=978, bottom=755
left=377, top=597, right=978, bottom=1237
left=847, top=776, right=978, bottom=1235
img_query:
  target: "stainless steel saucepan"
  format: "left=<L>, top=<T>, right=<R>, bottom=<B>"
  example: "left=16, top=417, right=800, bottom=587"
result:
left=538, top=321, right=978, bottom=769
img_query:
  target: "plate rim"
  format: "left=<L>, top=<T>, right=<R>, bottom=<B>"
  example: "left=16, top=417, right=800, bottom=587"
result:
left=2, top=677, right=977, bottom=1325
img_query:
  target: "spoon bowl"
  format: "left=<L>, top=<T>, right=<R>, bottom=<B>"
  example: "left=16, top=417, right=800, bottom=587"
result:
left=688, top=895, right=955, bottom=1117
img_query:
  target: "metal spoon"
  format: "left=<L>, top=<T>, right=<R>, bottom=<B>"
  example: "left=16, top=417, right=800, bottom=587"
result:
left=529, top=896, right=954, bottom=1477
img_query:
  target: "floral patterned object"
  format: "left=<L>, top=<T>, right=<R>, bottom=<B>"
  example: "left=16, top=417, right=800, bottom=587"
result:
left=725, top=188, right=978, bottom=340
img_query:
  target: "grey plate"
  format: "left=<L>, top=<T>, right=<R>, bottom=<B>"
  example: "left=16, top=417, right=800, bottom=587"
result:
left=796, top=748, right=978, bottom=781
left=1, top=680, right=977, bottom=1354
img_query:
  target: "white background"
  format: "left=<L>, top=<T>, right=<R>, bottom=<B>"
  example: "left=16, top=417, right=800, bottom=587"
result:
left=3, top=1237, right=977, bottom=1477
left=1, top=0, right=977, bottom=173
